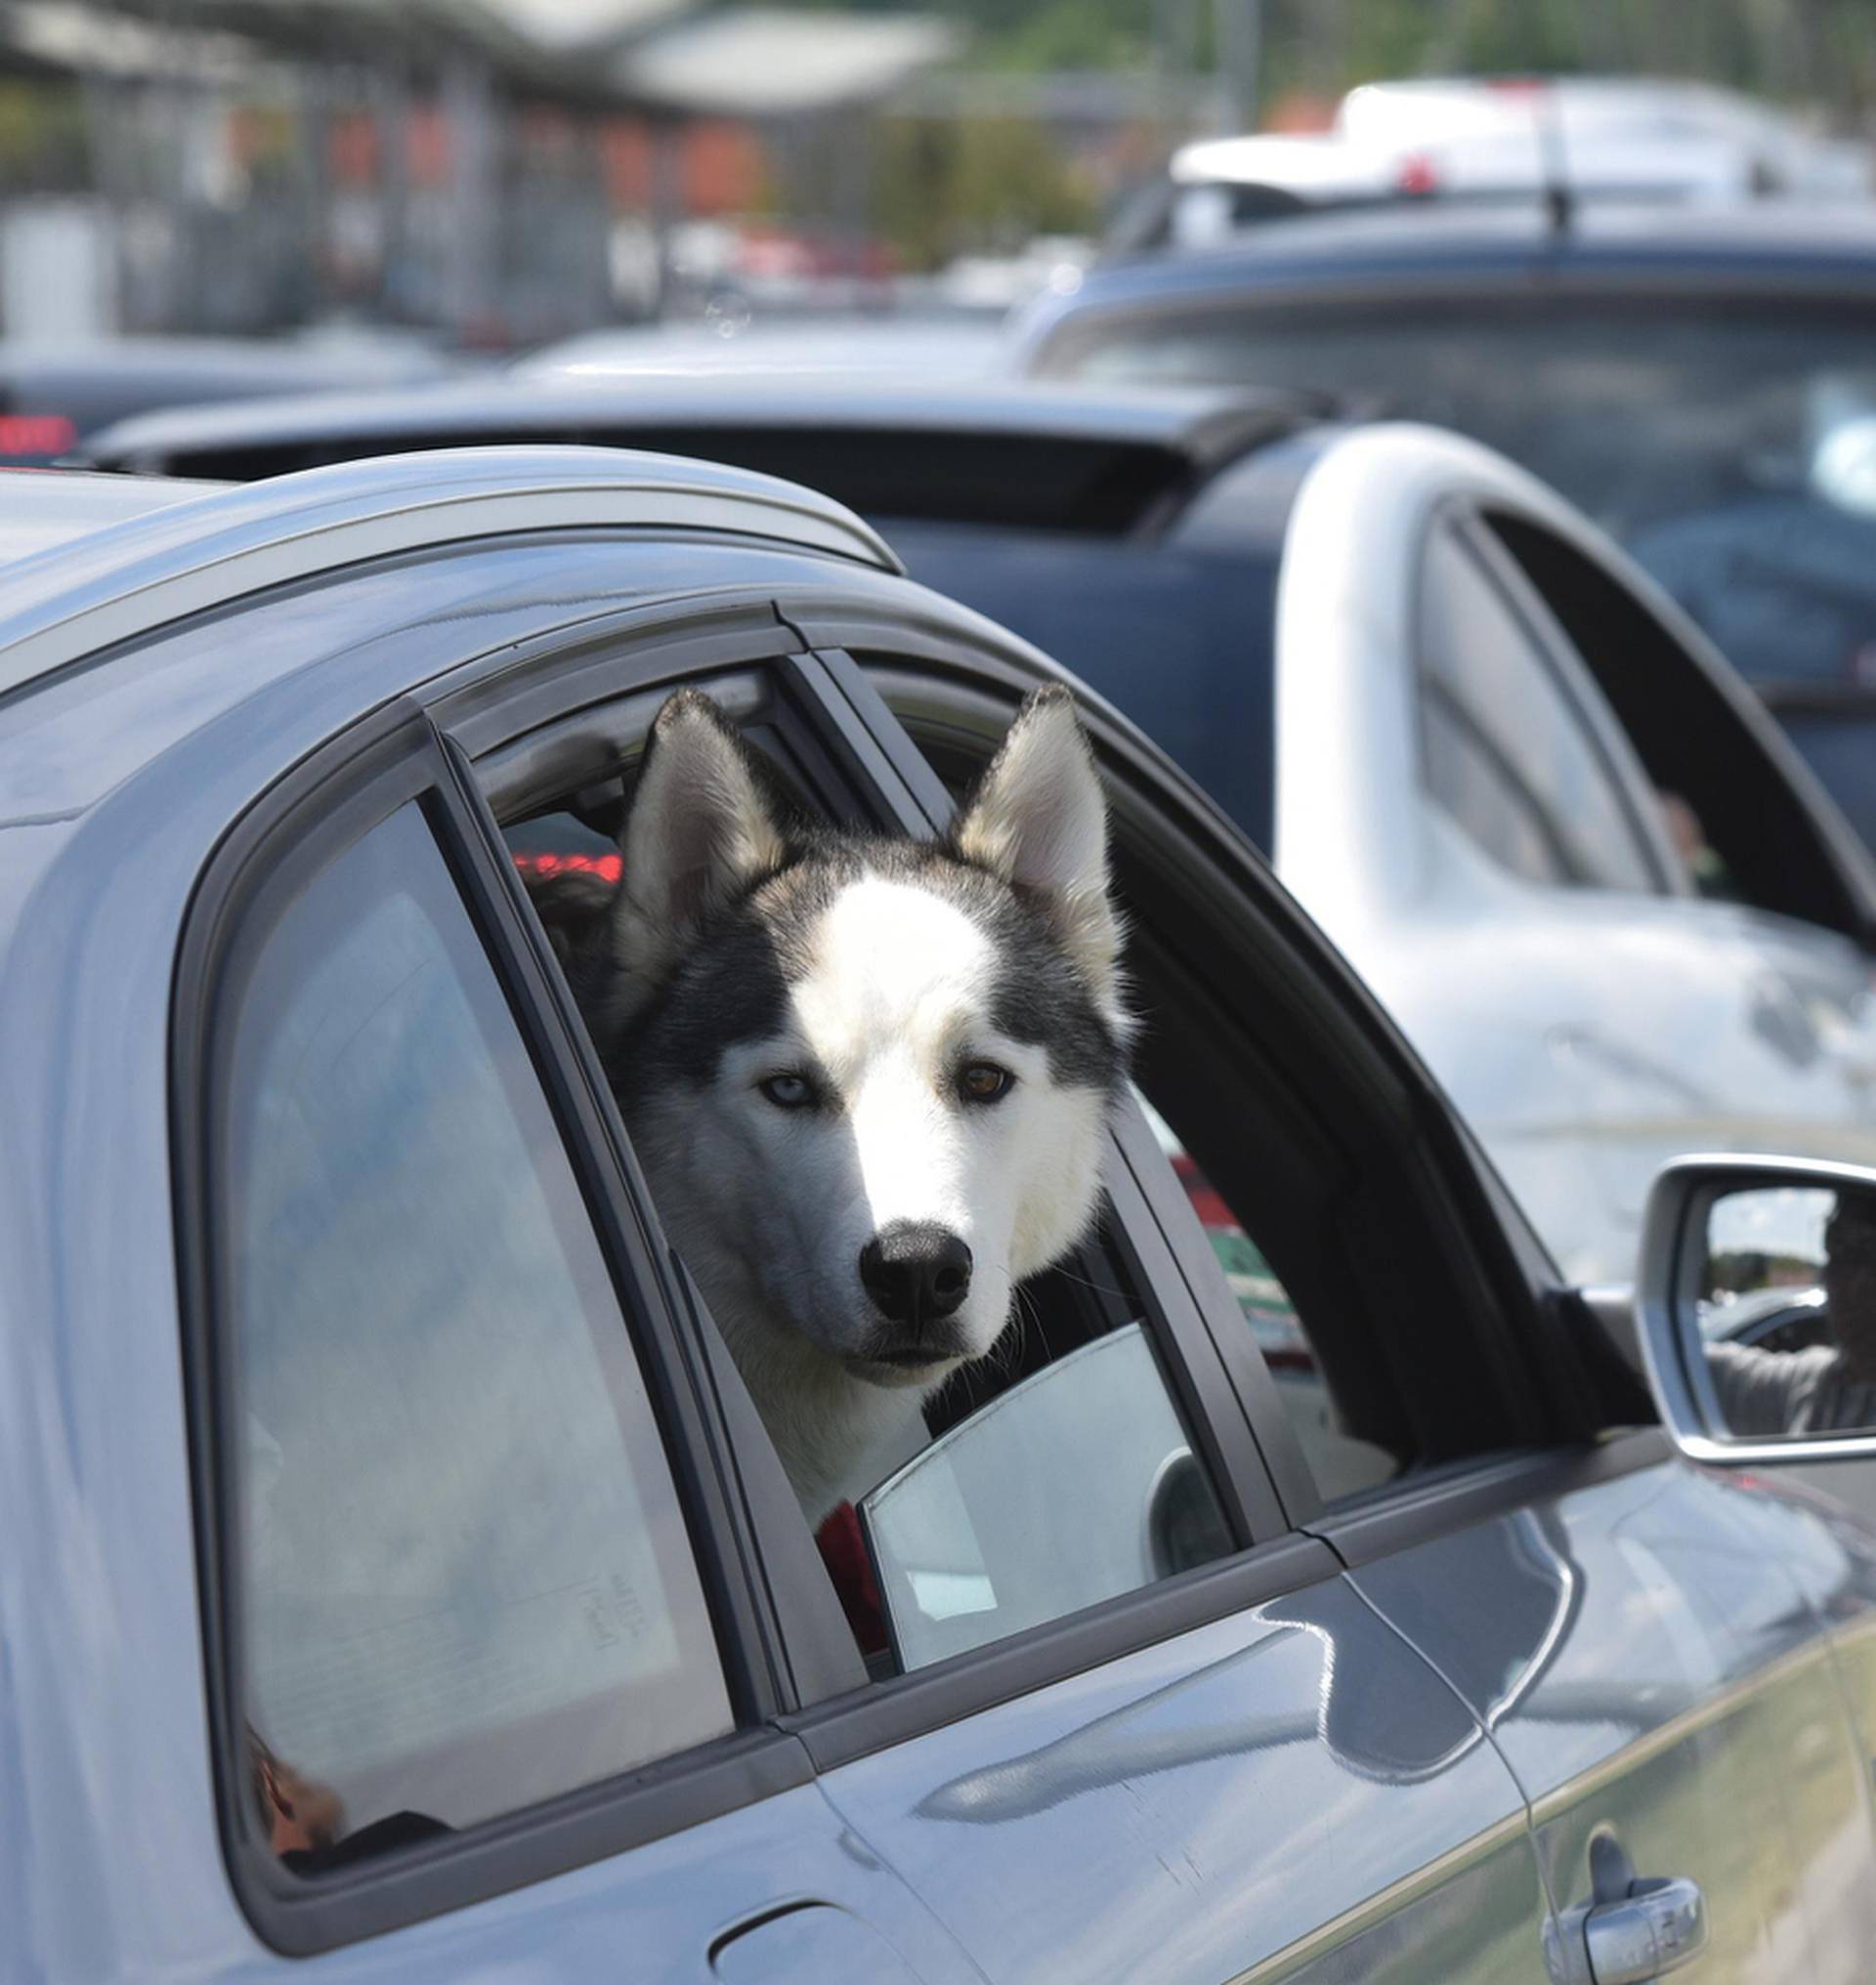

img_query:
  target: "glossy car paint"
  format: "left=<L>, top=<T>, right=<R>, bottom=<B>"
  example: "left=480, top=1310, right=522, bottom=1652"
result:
left=1348, top=1464, right=1876, bottom=1981
left=813, top=1563, right=1556, bottom=1983
left=1273, top=423, right=1876, bottom=1286
left=2, top=446, right=1873, bottom=1981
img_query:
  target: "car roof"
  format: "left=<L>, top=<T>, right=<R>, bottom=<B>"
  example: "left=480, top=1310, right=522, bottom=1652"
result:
left=85, top=373, right=1306, bottom=472
left=1042, top=197, right=1876, bottom=314
left=0, top=468, right=234, bottom=567
left=0, top=445, right=896, bottom=705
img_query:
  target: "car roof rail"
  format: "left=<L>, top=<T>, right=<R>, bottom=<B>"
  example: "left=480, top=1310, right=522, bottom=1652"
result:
left=0, top=444, right=899, bottom=702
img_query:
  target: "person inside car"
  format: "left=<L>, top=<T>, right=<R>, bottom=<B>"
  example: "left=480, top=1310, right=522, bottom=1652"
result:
left=1707, top=1196, right=1876, bottom=1434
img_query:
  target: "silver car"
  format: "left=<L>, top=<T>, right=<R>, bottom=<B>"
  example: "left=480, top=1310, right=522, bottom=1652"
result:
left=7, top=446, right=1876, bottom=1982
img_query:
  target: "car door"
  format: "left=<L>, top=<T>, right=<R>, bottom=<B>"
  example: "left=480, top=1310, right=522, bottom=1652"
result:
left=1272, top=424, right=1876, bottom=1290
left=410, top=616, right=1556, bottom=1984
left=164, top=620, right=990, bottom=1981
left=816, top=637, right=1876, bottom=1982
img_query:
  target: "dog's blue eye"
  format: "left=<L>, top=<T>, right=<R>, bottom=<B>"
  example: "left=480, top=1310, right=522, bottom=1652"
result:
left=959, top=1062, right=1014, bottom=1104
left=759, top=1073, right=816, bottom=1110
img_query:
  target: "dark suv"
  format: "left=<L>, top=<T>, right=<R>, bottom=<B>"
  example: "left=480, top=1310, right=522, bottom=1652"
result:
left=1012, top=200, right=1876, bottom=847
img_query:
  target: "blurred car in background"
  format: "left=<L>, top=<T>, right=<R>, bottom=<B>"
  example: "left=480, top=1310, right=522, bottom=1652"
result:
left=1111, top=74, right=1870, bottom=254
left=80, top=374, right=1876, bottom=1282
left=1018, top=199, right=1876, bottom=851
left=512, top=311, right=1008, bottom=384
left=0, top=331, right=455, bottom=467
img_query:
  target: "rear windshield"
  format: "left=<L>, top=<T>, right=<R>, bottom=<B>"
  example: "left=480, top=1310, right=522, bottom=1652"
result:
left=1038, top=295, right=1876, bottom=696
left=885, top=519, right=1278, bottom=850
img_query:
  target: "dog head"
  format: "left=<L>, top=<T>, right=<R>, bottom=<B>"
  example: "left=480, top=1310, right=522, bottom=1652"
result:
left=598, top=686, right=1128, bottom=1395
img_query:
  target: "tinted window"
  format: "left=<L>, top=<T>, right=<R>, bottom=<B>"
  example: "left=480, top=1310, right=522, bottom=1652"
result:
left=1419, top=526, right=1658, bottom=892
left=888, top=520, right=1279, bottom=850
left=1136, top=1097, right=1397, bottom=1505
left=1488, top=510, right=1871, bottom=937
left=226, top=803, right=728, bottom=1865
left=1040, top=295, right=1876, bottom=702
left=152, top=427, right=1202, bottom=534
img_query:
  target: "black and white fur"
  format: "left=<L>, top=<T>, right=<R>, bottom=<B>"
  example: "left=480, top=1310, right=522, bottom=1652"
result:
left=540, top=686, right=1129, bottom=1521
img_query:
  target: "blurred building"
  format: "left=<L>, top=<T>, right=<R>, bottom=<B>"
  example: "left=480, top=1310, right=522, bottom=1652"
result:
left=0, top=0, right=960, bottom=344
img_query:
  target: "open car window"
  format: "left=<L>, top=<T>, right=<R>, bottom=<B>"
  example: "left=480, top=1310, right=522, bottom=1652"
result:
left=1484, top=507, right=1876, bottom=941
left=869, top=658, right=1575, bottom=1521
left=485, top=667, right=1252, bottom=1685
left=1417, top=522, right=1665, bottom=896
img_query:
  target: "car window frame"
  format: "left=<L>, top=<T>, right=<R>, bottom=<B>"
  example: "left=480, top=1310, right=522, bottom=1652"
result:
left=1415, top=505, right=1682, bottom=899
left=171, top=692, right=818, bottom=1957
left=1480, top=500, right=1876, bottom=947
left=751, top=634, right=1672, bottom=1754
left=445, top=625, right=1298, bottom=1549
left=783, top=617, right=1671, bottom=1542
left=420, top=598, right=1330, bottom=1754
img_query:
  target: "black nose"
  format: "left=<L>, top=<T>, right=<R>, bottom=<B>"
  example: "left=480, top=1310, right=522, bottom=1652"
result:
left=859, top=1221, right=973, bottom=1326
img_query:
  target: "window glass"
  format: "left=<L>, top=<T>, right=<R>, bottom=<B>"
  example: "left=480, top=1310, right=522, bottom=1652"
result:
left=1138, top=1096, right=1399, bottom=1507
left=1419, top=526, right=1658, bottom=893
left=1045, top=298, right=1876, bottom=682
left=863, top=1320, right=1218, bottom=1668
left=226, top=802, right=729, bottom=1869
left=1041, top=297, right=1876, bottom=840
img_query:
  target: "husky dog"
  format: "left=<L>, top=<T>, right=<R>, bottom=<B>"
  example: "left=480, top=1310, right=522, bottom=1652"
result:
left=539, top=686, right=1129, bottom=1521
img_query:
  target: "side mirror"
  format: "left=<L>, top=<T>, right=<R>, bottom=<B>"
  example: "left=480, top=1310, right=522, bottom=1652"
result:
left=1639, top=1155, right=1876, bottom=1462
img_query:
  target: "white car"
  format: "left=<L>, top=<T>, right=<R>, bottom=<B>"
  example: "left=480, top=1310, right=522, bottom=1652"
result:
left=1273, top=422, right=1876, bottom=1281
left=1119, top=73, right=1871, bottom=250
left=81, top=380, right=1876, bottom=1285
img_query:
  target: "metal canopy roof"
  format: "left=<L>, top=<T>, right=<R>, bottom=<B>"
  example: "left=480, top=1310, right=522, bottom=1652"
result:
left=476, top=0, right=688, bottom=55
left=0, top=445, right=897, bottom=704
left=619, top=8, right=959, bottom=118
left=39, top=0, right=956, bottom=112
left=1, top=1, right=267, bottom=83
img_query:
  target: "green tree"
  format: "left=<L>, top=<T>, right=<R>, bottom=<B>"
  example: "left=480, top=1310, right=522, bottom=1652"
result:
left=874, top=111, right=1098, bottom=267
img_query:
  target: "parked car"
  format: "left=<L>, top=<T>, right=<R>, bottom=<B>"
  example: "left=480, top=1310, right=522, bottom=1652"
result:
left=0, top=331, right=455, bottom=466
left=77, top=377, right=1876, bottom=1285
left=1333, top=76, right=1870, bottom=200
left=10, top=443, right=1876, bottom=1981
left=511, top=311, right=1008, bottom=385
left=1016, top=200, right=1876, bottom=851
left=1108, top=76, right=1871, bottom=256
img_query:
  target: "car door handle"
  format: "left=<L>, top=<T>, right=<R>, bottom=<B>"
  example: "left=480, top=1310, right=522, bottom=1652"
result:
left=1556, top=1876, right=1708, bottom=1984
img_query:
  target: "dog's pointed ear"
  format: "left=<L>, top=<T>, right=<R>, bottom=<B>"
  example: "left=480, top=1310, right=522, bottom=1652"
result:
left=612, top=690, right=786, bottom=998
left=952, top=687, right=1121, bottom=1002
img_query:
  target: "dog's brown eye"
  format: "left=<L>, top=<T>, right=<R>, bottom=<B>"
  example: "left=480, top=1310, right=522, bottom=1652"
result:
left=759, top=1073, right=816, bottom=1110
left=959, top=1062, right=1014, bottom=1104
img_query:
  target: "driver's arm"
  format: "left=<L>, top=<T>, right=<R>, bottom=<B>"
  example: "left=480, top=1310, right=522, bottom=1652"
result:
left=1704, top=1339, right=1829, bottom=1435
